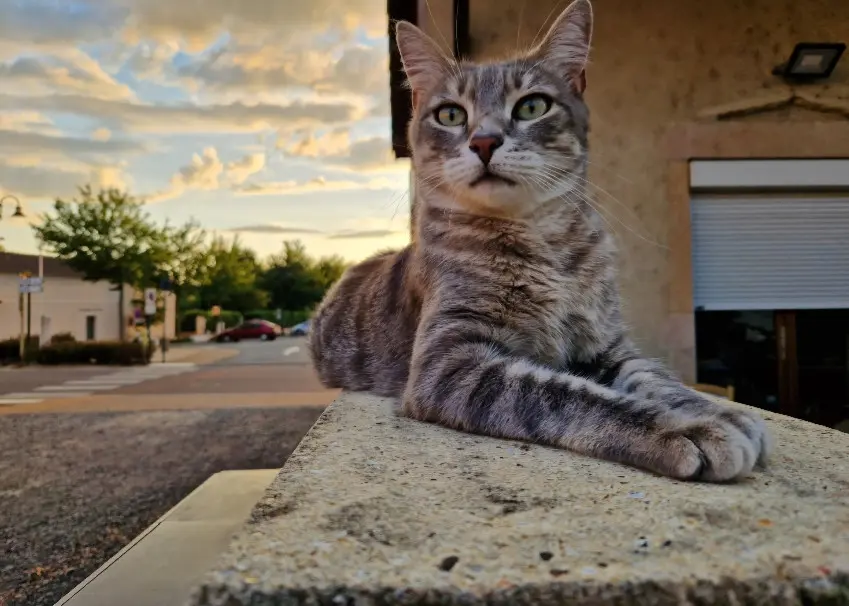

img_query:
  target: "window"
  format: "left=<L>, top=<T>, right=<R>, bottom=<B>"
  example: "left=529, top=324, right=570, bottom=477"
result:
left=86, top=315, right=96, bottom=341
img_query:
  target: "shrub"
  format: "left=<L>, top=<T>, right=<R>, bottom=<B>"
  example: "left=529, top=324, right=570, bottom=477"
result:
left=36, top=341, right=152, bottom=366
left=50, top=332, right=76, bottom=344
left=0, top=336, right=40, bottom=365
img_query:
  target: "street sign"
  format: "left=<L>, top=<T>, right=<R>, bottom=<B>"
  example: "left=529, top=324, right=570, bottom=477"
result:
left=144, top=288, right=157, bottom=315
left=18, top=276, right=43, bottom=294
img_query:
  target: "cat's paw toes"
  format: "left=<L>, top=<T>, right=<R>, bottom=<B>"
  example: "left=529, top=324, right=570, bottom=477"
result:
left=662, top=411, right=771, bottom=482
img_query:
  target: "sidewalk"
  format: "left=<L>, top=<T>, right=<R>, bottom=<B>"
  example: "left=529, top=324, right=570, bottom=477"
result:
left=151, top=345, right=238, bottom=366
left=0, top=391, right=338, bottom=415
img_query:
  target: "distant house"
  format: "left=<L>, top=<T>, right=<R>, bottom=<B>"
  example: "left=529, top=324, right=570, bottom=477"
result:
left=0, top=252, right=176, bottom=343
left=386, top=0, right=849, bottom=428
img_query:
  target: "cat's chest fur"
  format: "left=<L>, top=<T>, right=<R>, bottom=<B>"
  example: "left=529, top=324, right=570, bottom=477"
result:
left=441, top=225, right=613, bottom=369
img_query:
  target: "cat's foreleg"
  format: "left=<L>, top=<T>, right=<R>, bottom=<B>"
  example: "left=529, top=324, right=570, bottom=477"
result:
left=402, top=320, right=770, bottom=482
left=593, top=336, right=772, bottom=470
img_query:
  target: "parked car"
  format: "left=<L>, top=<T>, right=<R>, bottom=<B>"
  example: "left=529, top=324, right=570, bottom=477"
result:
left=289, top=320, right=311, bottom=336
left=214, top=319, right=282, bottom=342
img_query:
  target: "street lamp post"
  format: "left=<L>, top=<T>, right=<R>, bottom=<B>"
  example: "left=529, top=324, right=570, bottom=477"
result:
left=0, top=195, right=26, bottom=221
left=1, top=195, right=28, bottom=361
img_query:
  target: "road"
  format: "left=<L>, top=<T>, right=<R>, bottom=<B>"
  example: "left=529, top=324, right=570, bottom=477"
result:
left=0, top=337, right=338, bottom=414
left=0, top=337, right=339, bottom=606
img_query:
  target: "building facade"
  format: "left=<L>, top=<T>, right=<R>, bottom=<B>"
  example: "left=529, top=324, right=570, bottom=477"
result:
left=0, top=252, right=176, bottom=344
left=387, top=0, right=849, bottom=428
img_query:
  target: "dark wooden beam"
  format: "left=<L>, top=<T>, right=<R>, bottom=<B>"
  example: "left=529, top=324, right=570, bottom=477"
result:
left=453, top=0, right=470, bottom=59
left=387, top=0, right=417, bottom=159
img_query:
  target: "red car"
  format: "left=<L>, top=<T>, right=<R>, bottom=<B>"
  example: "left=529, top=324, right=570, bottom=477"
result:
left=214, top=319, right=282, bottom=342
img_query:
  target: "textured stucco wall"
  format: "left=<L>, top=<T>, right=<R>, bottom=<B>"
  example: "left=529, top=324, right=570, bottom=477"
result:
left=467, top=0, right=849, bottom=363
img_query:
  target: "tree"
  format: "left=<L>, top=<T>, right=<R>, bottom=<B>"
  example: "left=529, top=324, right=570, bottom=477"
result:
left=260, top=240, right=348, bottom=312
left=192, top=235, right=269, bottom=312
left=32, top=186, right=199, bottom=340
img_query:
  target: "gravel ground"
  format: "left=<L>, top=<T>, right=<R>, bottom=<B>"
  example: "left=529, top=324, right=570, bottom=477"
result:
left=0, top=407, right=323, bottom=606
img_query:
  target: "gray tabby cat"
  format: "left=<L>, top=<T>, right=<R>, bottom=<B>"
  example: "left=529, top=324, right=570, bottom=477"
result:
left=309, top=0, right=772, bottom=482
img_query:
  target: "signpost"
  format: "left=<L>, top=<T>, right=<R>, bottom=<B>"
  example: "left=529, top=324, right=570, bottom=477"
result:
left=158, top=279, right=172, bottom=363
left=18, top=273, right=42, bottom=361
left=144, top=288, right=157, bottom=362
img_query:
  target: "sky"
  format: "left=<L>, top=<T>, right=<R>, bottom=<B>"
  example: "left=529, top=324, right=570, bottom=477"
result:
left=0, top=0, right=412, bottom=262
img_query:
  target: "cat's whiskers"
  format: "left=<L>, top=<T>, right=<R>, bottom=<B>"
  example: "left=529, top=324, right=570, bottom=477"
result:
left=538, top=164, right=665, bottom=248
left=532, top=169, right=617, bottom=237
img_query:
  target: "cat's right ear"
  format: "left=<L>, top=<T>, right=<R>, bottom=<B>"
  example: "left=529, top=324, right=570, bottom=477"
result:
left=395, top=20, right=451, bottom=109
left=531, top=0, right=593, bottom=94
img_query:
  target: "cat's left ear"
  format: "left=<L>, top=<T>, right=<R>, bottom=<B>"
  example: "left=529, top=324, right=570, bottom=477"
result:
left=531, top=0, right=593, bottom=94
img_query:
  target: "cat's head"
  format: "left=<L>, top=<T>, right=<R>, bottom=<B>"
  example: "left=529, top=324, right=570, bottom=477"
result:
left=397, top=0, right=592, bottom=217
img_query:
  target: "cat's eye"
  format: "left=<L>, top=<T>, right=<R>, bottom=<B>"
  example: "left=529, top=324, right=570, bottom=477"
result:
left=513, top=94, right=552, bottom=121
left=434, top=104, right=467, bottom=127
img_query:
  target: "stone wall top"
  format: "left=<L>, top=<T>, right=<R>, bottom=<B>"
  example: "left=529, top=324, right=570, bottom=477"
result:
left=192, top=393, right=849, bottom=605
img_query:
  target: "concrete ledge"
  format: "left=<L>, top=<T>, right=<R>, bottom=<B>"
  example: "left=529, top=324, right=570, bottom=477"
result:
left=192, top=393, right=849, bottom=605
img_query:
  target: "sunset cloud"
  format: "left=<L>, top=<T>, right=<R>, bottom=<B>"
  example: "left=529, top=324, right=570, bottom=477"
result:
left=0, top=0, right=407, bottom=263
left=0, top=94, right=361, bottom=133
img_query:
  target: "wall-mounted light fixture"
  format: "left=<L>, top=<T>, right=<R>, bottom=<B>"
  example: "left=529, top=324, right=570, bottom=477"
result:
left=772, top=42, right=846, bottom=81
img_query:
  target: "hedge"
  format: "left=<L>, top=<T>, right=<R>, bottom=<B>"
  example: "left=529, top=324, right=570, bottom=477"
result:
left=0, top=337, right=40, bottom=364
left=36, top=341, right=153, bottom=365
left=0, top=337, right=153, bottom=366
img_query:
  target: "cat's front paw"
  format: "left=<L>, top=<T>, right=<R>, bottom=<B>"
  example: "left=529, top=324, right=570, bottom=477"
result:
left=656, top=408, right=772, bottom=482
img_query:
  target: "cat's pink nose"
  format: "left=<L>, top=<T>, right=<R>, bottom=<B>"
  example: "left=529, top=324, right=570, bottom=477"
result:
left=468, top=134, right=503, bottom=166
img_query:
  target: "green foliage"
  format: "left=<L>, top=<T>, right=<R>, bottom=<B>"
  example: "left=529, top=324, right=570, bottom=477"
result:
left=260, top=240, right=348, bottom=312
left=32, top=186, right=171, bottom=288
left=31, top=183, right=353, bottom=332
left=0, top=337, right=39, bottom=364
left=50, top=332, right=76, bottom=344
left=36, top=341, right=153, bottom=365
left=188, top=236, right=269, bottom=312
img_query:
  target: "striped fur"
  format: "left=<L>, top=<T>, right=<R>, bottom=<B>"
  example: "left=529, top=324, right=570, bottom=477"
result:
left=310, top=0, right=771, bottom=482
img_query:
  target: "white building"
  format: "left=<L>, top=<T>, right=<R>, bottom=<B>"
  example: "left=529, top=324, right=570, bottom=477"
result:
left=0, top=252, right=176, bottom=344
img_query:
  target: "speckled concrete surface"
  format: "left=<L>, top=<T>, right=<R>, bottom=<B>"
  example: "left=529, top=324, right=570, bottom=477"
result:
left=192, top=393, right=849, bottom=605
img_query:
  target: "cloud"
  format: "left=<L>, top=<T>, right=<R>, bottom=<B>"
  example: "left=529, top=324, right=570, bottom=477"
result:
left=313, top=45, right=388, bottom=96
left=0, top=111, right=56, bottom=135
left=279, top=127, right=350, bottom=156
left=228, top=224, right=323, bottom=235
left=228, top=223, right=402, bottom=240
left=175, top=41, right=387, bottom=103
left=148, top=148, right=267, bottom=202
left=225, top=152, right=265, bottom=184
left=0, top=94, right=361, bottom=133
left=0, top=160, right=129, bottom=200
left=233, top=175, right=396, bottom=196
left=91, top=128, right=112, bottom=142
left=0, top=51, right=135, bottom=100
left=280, top=130, right=397, bottom=171
left=119, top=0, right=386, bottom=51
left=172, top=147, right=223, bottom=191
left=0, top=129, right=147, bottom=163
left=328, top=229, right=402, bottom=239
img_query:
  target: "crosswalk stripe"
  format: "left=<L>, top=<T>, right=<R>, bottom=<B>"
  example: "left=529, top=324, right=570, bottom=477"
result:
left=36, top=385, right=117, bottom=392
left=2, top=392, right=91, bottom=399
left=66, top=379, right=143, bottom=385
left=0, top=398, right=44, bottom=405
